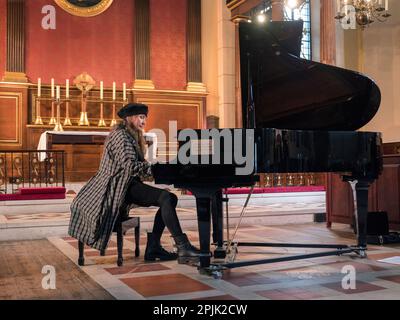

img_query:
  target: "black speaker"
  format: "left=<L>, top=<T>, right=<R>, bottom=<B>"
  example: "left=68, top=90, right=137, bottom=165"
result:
left=367, top=211, right=389, bottom=236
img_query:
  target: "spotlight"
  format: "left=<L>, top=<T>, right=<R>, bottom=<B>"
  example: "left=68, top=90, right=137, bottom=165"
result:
left=257, top=12, right=267, bottom=23
left=286, top=0, right=299, bottom=9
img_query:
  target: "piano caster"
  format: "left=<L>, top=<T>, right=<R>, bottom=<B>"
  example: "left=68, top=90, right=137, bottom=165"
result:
left=199, top=265, right=225, bottom=279
left=351, top=246, right=367, bottom=259
left=357, top=249, right=367, bottom=259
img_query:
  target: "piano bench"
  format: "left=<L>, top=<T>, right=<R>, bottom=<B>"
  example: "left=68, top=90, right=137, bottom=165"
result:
left=77, top=217, right=141, bottom=267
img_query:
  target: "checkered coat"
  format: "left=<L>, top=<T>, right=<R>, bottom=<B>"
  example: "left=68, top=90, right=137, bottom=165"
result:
left=68, top=125, right=152, bottom=250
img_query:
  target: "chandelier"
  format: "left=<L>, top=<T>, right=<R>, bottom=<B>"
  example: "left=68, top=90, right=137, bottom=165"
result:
left=335, top=0, right=391, bottom=29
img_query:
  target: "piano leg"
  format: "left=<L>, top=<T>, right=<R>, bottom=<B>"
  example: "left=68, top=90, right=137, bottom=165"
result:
left=354, top=180, right=371, bottom=257
left=211, top=190, right=226, bottom=259
left=196, top=197, right=212, bottom=269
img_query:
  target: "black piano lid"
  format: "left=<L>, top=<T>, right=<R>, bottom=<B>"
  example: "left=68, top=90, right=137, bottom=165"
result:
left=240, top=21, right=381, bottom=131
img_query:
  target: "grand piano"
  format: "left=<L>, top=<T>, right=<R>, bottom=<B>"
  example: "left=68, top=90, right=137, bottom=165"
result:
left=152, top=21, right=383, bottom=275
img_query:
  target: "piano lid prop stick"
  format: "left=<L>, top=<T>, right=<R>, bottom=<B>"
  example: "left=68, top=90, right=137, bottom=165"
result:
left=226, top=185, right=255, bottom=255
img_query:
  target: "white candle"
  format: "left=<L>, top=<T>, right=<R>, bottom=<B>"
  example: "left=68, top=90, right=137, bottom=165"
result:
left=51, top=78, right=55, bottom=98
left=37, top=78, right=41, bottom=97
left=112, top=82, right=116, bottom=101
left=56, top=85, right=60, bottom=100
left=66, top=79, right=69, bottom=99
left=123, top=83, right=126, bottom=101
left=385, top=0, right=389, bottom=11
left=100, top=81, right=104, bottom=100
left=337, top=0, right=340, bottom=13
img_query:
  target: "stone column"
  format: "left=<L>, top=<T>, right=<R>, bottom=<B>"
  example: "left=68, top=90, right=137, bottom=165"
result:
left=218, top=1, right=236, bottom=128
left=133, top=0, right=154, bottom=89
left=320, top=0, right=336, bottom=65
left=271, top=0, right=285, bottom=21
left=187, top=0, right=206, bottom=92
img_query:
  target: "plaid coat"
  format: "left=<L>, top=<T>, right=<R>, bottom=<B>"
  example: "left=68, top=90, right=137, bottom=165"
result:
left=68, top=125, right=152, bottom=250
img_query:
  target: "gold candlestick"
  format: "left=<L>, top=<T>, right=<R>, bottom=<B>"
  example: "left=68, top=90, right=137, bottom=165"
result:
left=265, top=174, right=272, bottom=187
left=298, top=174, right=305, bottom=186
left=287, top=174, right=294, bottom=186
left=110, top=103, right=117, bottom=127
left=53, top=99, right=63, bottom=132
left=34, top=97, right=43, bottom=125
left=276, top=174, right=282, bottom=187
left=64, top=100, right=72, bottom=126
left=78, top=94, right=90, bottom=126
left=308, top=174, right=316, bottom=186
left=49, top=100, right=57, bottom=125
left=98, top=101, right=106, bottom=127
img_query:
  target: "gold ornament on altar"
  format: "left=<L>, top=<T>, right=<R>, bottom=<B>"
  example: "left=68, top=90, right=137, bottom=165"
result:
left=73, top=72, right=96, bottom=126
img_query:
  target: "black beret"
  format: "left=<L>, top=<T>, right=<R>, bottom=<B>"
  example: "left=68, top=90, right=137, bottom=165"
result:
left=117, top=103, right=149, bottom=119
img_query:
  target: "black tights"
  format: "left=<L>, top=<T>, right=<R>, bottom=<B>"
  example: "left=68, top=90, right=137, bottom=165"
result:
left=124, top=180, right=183, bottom=242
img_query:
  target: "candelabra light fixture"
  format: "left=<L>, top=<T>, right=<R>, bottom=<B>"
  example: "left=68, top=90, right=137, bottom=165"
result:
left=335, top=0, right=391, bottom=29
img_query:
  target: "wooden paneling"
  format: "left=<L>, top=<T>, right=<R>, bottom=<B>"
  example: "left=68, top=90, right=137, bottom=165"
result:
left=134, top=90, right=207, bottom=133
left=327, top=153, right=400, bottom=230
left=0, top=84, right=27, bottom=149
left=375, top=156, right=400, bottom=229
left=26, top=126, right=108, bottom=182
left=53, top=144, right=104, bottom=182
left=0, top=93, right=18, bottom=141
left=326, top=173, right=354, bottom=227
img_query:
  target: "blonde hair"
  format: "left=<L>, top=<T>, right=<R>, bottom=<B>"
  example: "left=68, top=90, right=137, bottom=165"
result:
left=115, top=119, right=147, bottom=156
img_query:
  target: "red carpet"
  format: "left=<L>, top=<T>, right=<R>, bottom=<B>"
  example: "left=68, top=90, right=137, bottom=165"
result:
left=0, top=187, right=66, bottom=201
left=187, top=186, right=325, bottom=195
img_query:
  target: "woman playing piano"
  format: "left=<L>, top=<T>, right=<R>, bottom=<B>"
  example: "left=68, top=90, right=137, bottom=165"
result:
left=68, top=103, right=200, bottom=264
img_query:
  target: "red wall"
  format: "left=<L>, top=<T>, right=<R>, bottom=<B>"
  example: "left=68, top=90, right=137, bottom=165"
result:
left=150, top=0, right=187, bottom=91
left=2, top=0, right=188, bottom=91
left=0, top=0, right=6, bottom=78
left=25, top=0, right=134, bottom=88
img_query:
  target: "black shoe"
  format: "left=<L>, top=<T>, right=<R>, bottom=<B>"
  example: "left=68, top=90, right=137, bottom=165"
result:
left=144, top=232, right=178, bottom=261
left=173, top=233, right=201, bottom=265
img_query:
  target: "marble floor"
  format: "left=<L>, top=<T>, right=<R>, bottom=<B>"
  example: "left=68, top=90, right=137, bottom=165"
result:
left=20, top=223, right=400, bottom=300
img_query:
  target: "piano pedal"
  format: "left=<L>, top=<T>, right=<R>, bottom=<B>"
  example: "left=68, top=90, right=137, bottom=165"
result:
left=226, top=243, right=238, bottom=263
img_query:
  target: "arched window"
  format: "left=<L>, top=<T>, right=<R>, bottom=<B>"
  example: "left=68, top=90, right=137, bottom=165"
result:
left=284, top=0, right=312, bottom=60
